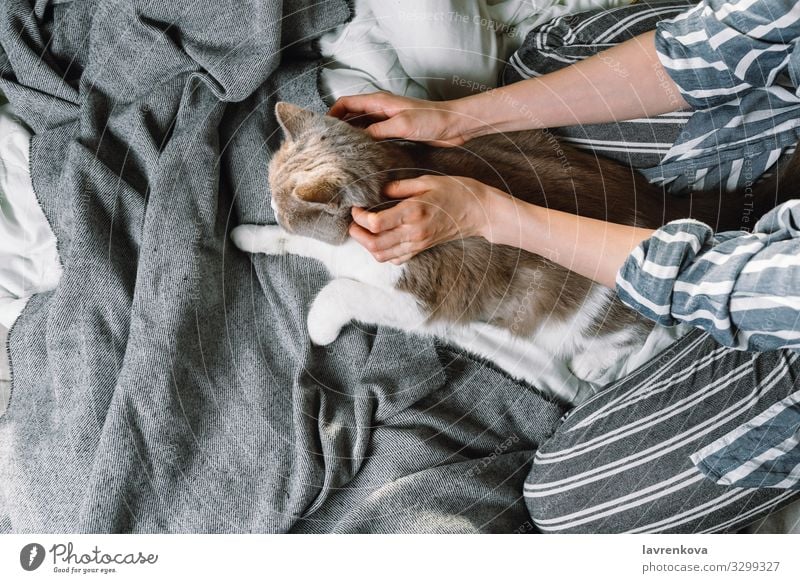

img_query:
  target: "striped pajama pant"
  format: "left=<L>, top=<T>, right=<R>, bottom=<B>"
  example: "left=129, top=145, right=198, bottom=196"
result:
left=524, top=330, right=800, bottom=533
left=507, top=0, right=800, bottom=535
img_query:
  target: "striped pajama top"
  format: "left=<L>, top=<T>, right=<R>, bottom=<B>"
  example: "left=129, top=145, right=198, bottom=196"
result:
left=639, top=0, right=800, bottom=193
left=616, top=0, right=800, bottom=489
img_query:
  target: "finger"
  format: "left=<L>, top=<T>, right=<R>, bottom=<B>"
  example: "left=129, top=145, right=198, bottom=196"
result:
left=349, top=223, right=407, bottom=261
left=383, top=176, right=436, bottom=199
left=365, top=115, right=411, bottom=140
left=351, top=205, right=406, bottom=234
left=368, top=119, right=458, bottom=146
left=390, top=253, right=417, bottom=265
left=373, top=240, right=424, bottom=263
left=328, top=95, right=362, bottom=119
left=342, top=111, right=389, bottom=128
left=349, top=221, right=409, bottom=253
left=348, top=222, right=377, bottom=250
left=328, top=93, right=390, bottom=119
left=425, top=138, right=462, bottom=149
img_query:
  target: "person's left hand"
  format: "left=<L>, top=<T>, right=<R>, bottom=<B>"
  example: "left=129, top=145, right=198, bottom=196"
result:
left=349, top=175, right=499, bottom=264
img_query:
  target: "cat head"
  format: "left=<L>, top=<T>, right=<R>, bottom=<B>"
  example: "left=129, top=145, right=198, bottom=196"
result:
left=267, top=102, right=396, bottom=245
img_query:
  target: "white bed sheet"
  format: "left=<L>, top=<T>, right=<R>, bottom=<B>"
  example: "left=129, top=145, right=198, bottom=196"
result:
left=0, top=324, right=9, bottom=416
left=0, top=106, right=62, bottom=330
left=319, top=0, right=632, bottom=101
left=0, top=106, right=62, bottom=417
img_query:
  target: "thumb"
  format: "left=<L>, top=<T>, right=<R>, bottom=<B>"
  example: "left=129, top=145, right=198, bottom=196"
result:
left=383, top=177, right=433, bottom=199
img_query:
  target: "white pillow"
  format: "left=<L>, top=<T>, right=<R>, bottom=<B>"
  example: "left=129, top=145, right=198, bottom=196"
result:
left=319, top=0, right=632, bottom=102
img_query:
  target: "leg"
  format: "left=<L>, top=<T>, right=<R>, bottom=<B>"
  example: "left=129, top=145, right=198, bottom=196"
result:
left=307, top=278, right=429, bottom=345
left=525, top=329, right=800, bottom=533
left=231, top=224, right=402, bottom=288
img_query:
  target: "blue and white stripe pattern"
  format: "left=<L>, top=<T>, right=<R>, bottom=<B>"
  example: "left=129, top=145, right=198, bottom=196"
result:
left=691, top=389, right=800, bottom=489
left=617, top=200, right=800, bottom=352
left=615, top=0, right=800, bottom=494
left=617, top=200, right=800, bottom=490
left=525, top=328, right=800, bottom=531
left=640, top=0, right=800, bottom=193
left=501, top=1, right=699, bottom=173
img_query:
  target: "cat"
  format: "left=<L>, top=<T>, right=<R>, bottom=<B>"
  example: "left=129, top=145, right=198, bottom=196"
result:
left=231, top=101, right=794, bottom=388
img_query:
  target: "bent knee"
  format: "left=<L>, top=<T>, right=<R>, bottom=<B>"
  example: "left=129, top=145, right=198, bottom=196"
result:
left=525, top=464, right=630, bottom=534
left=524, top=451, right=632, bottom=534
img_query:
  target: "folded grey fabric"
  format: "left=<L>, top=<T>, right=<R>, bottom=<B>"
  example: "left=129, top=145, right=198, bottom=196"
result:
left=0, top=0, right=564, bottom=533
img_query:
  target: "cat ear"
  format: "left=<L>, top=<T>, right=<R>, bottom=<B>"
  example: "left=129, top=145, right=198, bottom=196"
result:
left=295, top=179, right=341, bottom=205
left=275, top=102, right=315, bottom=141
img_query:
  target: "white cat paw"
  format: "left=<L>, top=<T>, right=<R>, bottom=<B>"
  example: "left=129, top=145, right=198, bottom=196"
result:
left=307, top=311, right=345, bottom=346
left=307, top=281, right=353, bottom=345
left=570, top=348, right=625, bottom=385
left=230, top=225, right=288, bottom=255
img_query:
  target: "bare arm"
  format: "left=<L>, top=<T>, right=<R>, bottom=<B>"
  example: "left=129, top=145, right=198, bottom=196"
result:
left=481, top=191, right=654, bottom=288
left=350, top=177, right=653, bottom=289
left=456, top=31, right=688, bottom=138
left=330, top=31, right=688, bottom=144
left=339, top=29, right=679, bottom=284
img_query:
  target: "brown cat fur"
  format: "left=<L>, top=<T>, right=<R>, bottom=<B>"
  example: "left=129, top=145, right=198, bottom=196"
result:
left=233, top=101, right=795, bottom=382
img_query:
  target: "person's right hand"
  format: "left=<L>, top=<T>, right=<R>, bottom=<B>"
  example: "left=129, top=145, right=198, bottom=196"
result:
left=328, top=92, right=476, bottom=147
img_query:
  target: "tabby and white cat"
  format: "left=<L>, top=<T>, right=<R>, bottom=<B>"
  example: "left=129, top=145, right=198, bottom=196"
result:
left=230, top=102, right=748, bottom=386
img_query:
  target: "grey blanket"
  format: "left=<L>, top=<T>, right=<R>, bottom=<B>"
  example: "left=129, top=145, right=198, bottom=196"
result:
left=0, top=0, right=564, bottom=533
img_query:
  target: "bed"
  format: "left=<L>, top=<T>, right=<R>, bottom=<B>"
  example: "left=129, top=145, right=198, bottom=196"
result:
left=0, top=0, right=797, bottom=534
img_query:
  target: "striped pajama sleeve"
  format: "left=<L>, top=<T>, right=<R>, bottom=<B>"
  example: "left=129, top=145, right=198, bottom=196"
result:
left=654, top=0, right=800, bottom=110
left=616, top=200, right=800, bottom=351
left=637, top=0, right=800, bottom=193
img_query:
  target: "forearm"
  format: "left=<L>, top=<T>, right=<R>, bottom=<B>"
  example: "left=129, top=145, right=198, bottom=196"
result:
left=481, top=192, right=654, bottom=289
left=453, top=31, right=688, bottom=137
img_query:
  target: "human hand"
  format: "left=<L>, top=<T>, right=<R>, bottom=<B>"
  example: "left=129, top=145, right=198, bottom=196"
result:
left=349, top=175, right=500, bottom=264
left=328, top=92, right=477, bottom=147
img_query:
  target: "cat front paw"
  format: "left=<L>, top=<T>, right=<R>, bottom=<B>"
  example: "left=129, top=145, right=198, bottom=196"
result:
left=230, top=224, right=288, bottom=255
left=570, top=346, right=629, bottom=385
left=307, top=280, right=354, bottom=345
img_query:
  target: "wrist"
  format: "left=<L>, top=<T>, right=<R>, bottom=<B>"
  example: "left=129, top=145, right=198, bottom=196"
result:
left=476, top=185, right=519, bottom=244
left=482, top=194, right=552, bottom=255
left=446, top=95, right=495, bottom=141
left=448, top=86, right=545, bottom=141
